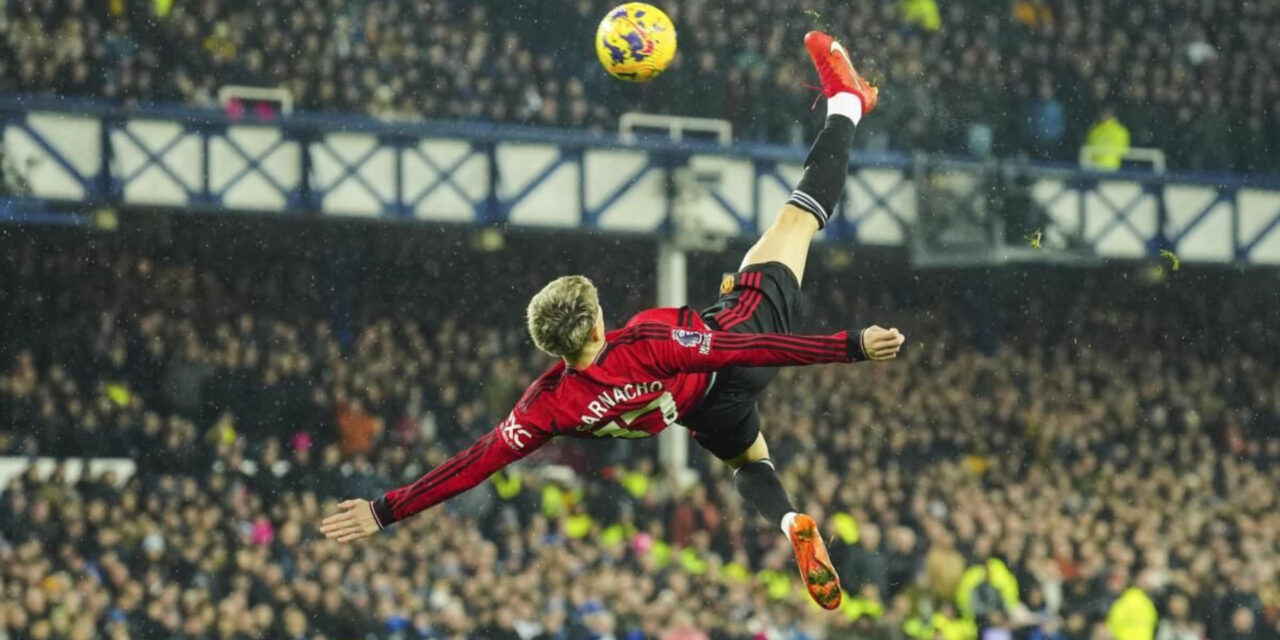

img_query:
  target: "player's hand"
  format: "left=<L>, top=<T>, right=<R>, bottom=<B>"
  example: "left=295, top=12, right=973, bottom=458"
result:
left=319, top=499, right=381, bottom=543
left=861, top=325, right=905, bottom=361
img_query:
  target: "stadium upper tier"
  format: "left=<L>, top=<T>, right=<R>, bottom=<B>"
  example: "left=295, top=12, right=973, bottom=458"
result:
left=2, top=0, right=1277, bottom=174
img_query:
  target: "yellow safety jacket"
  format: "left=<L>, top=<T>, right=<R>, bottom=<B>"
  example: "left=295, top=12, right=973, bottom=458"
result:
left=678, top=548, right=708, bottom=575
left=831, top=512, right=860, bottom=544
left=757, top=569, right=792, bottom=600
left=841, top=595, right=885, bottom=622
left=902, top=0, right=942, bottom=31
left=956, top=558, right=1020, bottom=617
left=934, top=612, right=979, bottom=640
left=621, top=471, right=650, bottom=499
left=1084, top=117, right=1132, bottom=170
left=491, top=471, right=521, bottom=500
left=564, top=513, right=593, bottom=539
left=1106, top=587, right=1158, bottom=640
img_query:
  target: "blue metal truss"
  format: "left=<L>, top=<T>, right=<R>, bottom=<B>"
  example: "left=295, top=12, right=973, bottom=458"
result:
left=1166, top=187, right=1232, bottom=248
left=0, top=110, right=104, bottom=200
left=686, top=155, right=754, bottom=233
left=403, top=142, right=486, bottom=218
left=1085, top=180, right=1162, bottom=252
left=2, top=97, right=1279, bottom=264
left=845, top=168, right=913, bottom=233
left=583, top=157, right=661, bottom=227
left=210, top=127, right=299, bottom=209
left=1239, top=196, right=1280, bottom=261
left=704, top=189, right=753, bottom=233
left=109, top=121, right=196, bottom=201
left=309, top=137, right=392, bottom=214
left=494, top=147, right=578, bottom=224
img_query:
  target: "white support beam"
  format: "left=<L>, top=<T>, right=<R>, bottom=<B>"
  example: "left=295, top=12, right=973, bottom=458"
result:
left=655, top=241, right=689, bottom=471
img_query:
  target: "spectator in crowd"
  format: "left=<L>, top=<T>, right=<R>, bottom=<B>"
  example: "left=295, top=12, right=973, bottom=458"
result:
left=1155, top=594, right=1202, bottom=640
left=1082, top=106, right=1130, bottom=170
left=1, top=0, right=1277, bottom=173
left=1024, top=80, right=1066, bottom=160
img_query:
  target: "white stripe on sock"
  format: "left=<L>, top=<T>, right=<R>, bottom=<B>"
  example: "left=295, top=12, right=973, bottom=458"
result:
left=788, top=190, right=828, bottom=222
left=781, top=511, right=800, bottom=536
left=827, top=92, right=864, bottom=125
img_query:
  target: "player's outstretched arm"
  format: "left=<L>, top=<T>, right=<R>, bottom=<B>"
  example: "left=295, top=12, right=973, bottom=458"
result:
left=641, top=322, right=905, bottom=375
left=319, top=415, right=548, bottom=543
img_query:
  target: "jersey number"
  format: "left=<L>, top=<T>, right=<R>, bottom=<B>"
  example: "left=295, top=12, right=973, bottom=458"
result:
left=590, top=392, right=678, bottom=439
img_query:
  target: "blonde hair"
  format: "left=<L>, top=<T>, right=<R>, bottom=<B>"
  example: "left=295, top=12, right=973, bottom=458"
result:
left=526, top=275, right=600, bottom=359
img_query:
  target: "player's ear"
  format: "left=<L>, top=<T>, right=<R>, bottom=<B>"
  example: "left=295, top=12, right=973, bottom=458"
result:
left=592, top=308, right=606, bottom=341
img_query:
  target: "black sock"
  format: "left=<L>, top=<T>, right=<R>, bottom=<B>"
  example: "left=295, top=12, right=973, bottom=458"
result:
left=785, top=115, right=857, bottom=229
left=733, top=458, right=796, bottom=527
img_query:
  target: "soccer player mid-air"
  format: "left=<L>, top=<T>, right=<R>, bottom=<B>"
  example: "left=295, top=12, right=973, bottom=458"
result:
left=321, top=31, right=904, bottom=610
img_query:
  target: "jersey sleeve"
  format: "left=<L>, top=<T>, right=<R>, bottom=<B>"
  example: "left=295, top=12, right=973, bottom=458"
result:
left=638, top=323, right=866, bottom=375
left=370, top=412, right=550, bottom=526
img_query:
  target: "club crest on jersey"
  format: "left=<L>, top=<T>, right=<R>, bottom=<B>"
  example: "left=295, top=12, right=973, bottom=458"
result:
left=672, top=329, right=711, bottom=354
left=720, top=274, right=736, bottom=296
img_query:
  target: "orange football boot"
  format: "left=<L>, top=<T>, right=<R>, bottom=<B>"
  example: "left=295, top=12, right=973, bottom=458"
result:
left=787, top=513, right=842, bottom=610
left=803, top=30, right=879, bottom=114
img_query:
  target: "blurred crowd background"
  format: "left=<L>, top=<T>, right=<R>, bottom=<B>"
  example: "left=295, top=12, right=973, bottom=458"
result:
left=2, top=0, right=1278, bottom=173
left=1, top=219, right=1278, bottom=639
left=1, top=0, right=1279, bottom=638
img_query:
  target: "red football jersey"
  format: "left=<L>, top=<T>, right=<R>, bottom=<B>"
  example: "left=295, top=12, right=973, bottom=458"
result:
left=371, top=307, right=864, bottom=527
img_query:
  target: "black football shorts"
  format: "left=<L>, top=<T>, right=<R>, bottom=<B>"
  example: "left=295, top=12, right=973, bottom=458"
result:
left=682, top=260, right=803, bottom=460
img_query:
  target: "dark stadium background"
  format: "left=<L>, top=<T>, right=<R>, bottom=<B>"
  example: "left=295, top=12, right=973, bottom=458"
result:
left=2, top=1, right=1280, bottom=640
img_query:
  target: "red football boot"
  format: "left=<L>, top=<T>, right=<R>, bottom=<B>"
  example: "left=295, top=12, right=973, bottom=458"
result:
left=803, top=31, right=879, bottom=114
left=787, top=513, right=842, bottom=610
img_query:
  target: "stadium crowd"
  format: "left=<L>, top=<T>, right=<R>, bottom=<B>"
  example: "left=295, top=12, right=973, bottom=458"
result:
left=1, top=222, right=1278, bottom=640
left=1, top=0, right=1278, bottom=173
